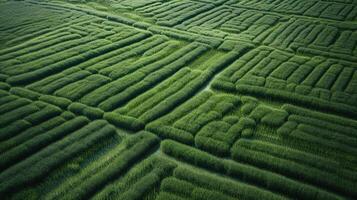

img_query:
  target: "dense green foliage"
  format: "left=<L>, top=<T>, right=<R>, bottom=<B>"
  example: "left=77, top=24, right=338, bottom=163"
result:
left=0, top=0, right=356, bottom=199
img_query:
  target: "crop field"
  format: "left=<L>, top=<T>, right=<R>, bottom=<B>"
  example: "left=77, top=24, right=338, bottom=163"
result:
left=0, top=0, right=356, bottom=199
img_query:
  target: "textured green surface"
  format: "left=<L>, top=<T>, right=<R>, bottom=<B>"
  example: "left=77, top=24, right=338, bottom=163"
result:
left=0, top=0, right=356, bottom=199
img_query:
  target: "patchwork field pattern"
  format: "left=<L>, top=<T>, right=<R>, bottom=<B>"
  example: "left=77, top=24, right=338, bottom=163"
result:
left=0, top=0, right=356, bottom=199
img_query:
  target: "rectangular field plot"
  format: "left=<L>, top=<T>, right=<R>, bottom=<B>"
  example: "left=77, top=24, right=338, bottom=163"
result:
left=228, top=0, right=357, bottom=21
left=0, top=0, right=357, bottom=199
left=0, top=1, right=82, bottom=49
left=212, top=46, right=357, bottom=117
left=256, top=19, right=357, bottom=61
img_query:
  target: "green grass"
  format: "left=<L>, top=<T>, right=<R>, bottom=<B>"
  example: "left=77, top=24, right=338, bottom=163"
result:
left=0, top=0, right=356, bottom=199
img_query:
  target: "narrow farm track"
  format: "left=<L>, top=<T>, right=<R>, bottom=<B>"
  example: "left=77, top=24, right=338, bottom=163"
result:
left=0, top=0, right=356, bottom=199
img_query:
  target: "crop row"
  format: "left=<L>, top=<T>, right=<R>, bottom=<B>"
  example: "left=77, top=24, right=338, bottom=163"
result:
left=293, top=117, right=357, bottom=147
left=234, top=139, right=357, bottom=182
left=135, top=0, right=215, bottom=27
left=220, top=9, right=281, bottom=41
left=78, top=42, right=208, bottom=111
left=281, top=104, right=357, bottom=140
left=147, top=91, right=241, bottom=148
left=27, top=35, right=167, bottom=94
left=0, top=1, right=77, bottom=48
left=0, top=120, right=117, bottom=195
left=193, top=96, right=278, bottom=156
left=183, top=6, right=238, bottom=31
left=23, top=0, right=224, bottom=48
left=84, top=36, right=171, bottom=76
left=1, top=85, right=97, bottom=119
left=260, top=19, right=357, bottom=60
left=0, top=116, right=90, bottom=172
left=45, top=132, right=160, bottom=200
left=111, top=48, right=247, bottom=130
left=283, top=104, right=357, bottom=130
left=4, top=31, right=152, bottom=85
left=0, top=14, right=99, bottom=58
left=212, top=47, right=357, bottom=117
left=136, top=2, right=283, bottom=46
left=229, top=0, right=357, bottom=21
left=116, top=68, right=204, bottom=123
left=127, top=0, right=357, bottom=61
left=161, top=140, right=342, bottom=199
left=158, top=166, right=287, bottom=200
left=0, top=98, right=63, bottom=145
left=147, top=95, right=263, bottom=156
left=148, top=25, right=223, bottom=48
left=167, top=92, right=239, bottom=133
left=1, top=17, right=131, bottom=75
left=232, top=139, right=357, bottom=198
left=93, top=155, right=176, bottom=200
left=279, top=118, right=357, bottom=162
left=277, top=104, right=357, bottom=165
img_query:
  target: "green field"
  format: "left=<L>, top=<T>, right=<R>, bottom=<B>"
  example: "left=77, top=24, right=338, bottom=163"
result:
left=0, top=0, right=357, bottom=199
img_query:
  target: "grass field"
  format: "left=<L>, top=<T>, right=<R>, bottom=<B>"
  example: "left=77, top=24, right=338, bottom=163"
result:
left=0, top=0, right=357, bottom=199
